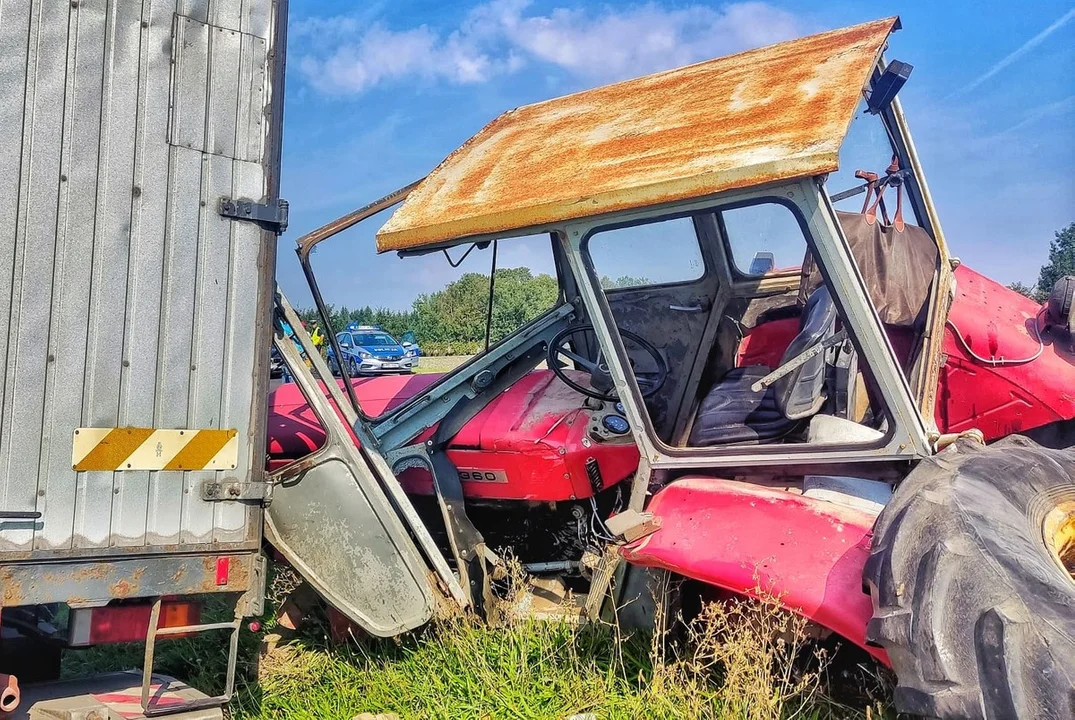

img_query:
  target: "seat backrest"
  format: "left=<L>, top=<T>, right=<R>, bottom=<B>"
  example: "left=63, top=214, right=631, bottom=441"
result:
left=772, top=286, right=837, bottom=420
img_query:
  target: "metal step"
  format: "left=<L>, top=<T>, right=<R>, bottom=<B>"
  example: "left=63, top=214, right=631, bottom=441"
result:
left=13, top=670, right=222, bottom=720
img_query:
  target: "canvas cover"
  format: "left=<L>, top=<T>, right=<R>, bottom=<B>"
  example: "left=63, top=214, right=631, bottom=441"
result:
left=800, top=211, right=939, bottom=328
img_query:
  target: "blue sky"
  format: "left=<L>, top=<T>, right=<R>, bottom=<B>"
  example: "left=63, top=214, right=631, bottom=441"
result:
left=278, top=0, right=1075, bottom=312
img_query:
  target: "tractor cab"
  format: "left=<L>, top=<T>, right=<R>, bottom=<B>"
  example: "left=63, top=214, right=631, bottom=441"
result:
left=265, top=16, right=1075, bottom=717
left=369, top=16, right=942, bottom=473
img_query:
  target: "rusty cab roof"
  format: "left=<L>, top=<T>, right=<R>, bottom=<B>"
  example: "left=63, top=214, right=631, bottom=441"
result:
left=376, top=17, right=900, bottom=253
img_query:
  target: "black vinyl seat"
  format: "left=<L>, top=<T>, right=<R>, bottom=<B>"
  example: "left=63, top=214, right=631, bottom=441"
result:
left=689, top=287, right=838, bottom=446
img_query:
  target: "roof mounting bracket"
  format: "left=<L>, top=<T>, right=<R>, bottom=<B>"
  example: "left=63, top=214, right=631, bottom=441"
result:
left=219, top=197, right=289, bottom=234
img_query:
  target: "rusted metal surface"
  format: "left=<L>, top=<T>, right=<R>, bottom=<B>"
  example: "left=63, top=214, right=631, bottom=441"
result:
left=0, top=553, right=258, bottom=608
left=296, top=180, right=420, bottom=258
left=377, top=18, right=898, bottom=252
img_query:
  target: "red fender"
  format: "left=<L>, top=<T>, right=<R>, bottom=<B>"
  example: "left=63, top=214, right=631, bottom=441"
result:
left=621, top=476, right=888, bottom=664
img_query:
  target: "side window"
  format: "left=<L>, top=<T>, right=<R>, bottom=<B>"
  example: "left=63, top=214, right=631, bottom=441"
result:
left=828, top=101, right=923, bottom=227
left=720, top=203, right=807, bottom=277
left=587, top=216, right=705, bottom=289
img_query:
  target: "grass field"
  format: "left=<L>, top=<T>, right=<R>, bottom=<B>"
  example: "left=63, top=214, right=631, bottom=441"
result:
left=414, top=355, right=473, bottom=374
left=60, top=565, right=895, bottom=720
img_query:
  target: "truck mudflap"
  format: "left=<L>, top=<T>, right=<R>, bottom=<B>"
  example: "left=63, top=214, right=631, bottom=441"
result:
left=620, top=476, right=888, bottom=664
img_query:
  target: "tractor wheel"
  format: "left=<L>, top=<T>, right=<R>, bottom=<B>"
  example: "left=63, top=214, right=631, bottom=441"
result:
left=864, top=435, right=1075, bottom=719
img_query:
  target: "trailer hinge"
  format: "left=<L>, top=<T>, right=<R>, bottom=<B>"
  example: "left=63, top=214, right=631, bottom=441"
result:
left=201, top=478, right=272, bottom=504
left=218, top=197, right=289, bottom=234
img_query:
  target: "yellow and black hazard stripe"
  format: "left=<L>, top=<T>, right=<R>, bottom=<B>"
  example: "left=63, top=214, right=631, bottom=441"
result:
left=72, top=428, right=238, bottom=471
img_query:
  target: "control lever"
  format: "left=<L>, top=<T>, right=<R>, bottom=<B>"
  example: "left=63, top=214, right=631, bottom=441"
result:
left=750, top=329, right=848, bottom=393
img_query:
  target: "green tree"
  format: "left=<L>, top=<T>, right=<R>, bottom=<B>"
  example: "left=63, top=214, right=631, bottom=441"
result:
left=1008, top=281, right=1036, bottom=299
left=411, top=267, right=559, bottom=346
left=600, top=275, right=651, bottom=289
left=1035, top=222, right=1075, bottom=301
left=298, top=266, right=559, bottom=354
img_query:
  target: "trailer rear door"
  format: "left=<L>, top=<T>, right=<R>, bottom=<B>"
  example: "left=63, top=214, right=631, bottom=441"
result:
left=0, top=1, right=282, bottom=562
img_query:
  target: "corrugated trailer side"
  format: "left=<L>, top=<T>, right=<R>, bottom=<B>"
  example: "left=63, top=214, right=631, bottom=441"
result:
left=0, top=0, right=286, bottom=707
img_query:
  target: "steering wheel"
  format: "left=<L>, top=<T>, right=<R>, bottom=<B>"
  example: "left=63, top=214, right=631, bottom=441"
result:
left=547, top=324, right=668, bottom=401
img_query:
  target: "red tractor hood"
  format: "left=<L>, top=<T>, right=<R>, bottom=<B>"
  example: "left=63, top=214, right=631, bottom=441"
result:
left=937, top=265, right=1075, bottom=440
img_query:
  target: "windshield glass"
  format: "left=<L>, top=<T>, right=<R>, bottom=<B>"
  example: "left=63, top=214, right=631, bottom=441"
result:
left=353, top=332, right=396, bottom=346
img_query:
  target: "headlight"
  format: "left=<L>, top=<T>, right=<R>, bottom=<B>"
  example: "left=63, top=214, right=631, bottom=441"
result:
left=358, top=350, right=371, bottom=359
left=405, top=349, right=417, bottom=357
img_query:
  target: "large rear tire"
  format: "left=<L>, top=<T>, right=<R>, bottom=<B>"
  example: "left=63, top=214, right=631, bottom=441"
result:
left=864, top=436, right=1075, bottom=719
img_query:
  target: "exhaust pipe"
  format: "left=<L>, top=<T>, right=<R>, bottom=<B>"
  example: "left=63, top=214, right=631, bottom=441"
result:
left=0, top=673, right=19, bottom=714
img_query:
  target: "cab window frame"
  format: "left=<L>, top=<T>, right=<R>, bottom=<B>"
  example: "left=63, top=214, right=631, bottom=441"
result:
left=363, top=230, right=571, bottom=429
left=563, top=178, right=932, bottom=471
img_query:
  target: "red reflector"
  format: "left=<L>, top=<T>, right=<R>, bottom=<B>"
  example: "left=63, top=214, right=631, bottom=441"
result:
left=72, top=601, right=202, bottom=646
left=215, top=556, right=230, bottom=586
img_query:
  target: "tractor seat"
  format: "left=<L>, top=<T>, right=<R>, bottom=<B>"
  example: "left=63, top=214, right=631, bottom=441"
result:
left=689, top=287, right=838, bottom=446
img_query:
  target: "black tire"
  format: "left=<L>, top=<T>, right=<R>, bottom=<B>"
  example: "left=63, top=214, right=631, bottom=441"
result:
left=864, top=436, right=1075, bottom=719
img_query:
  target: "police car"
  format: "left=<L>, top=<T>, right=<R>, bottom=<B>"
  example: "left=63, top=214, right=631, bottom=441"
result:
left=328, top=324, right=420, bottom=375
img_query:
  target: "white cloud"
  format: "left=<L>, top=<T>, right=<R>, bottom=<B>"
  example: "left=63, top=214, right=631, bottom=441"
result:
left=494, top=1, right=802, bottom=79
left=298, top=24, right=501, bottom=94
left=296, top=1, right=804, bottom=95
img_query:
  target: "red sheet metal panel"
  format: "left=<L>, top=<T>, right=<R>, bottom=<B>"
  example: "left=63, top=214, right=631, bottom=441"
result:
left=267, top=371, right=640, bottom=502
left=937, top=265, right=1075, bottom=439
left=622, top=476, right=888, bottom=664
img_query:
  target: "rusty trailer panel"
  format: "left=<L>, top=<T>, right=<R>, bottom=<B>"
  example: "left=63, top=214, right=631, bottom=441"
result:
left=0, top=552, right=265, bottom=610
left=376, top=17, right=898, bottom=252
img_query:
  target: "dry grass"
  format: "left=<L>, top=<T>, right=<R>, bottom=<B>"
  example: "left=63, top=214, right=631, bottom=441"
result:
left=63, top=562, right=895, bottom=719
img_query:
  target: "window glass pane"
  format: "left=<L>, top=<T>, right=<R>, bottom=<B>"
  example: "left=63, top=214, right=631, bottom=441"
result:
left=828, top=101, right=922, bottom=226
left=588, top=217, right=704, bottom=289
left=721, top=203, right=807, bottom=276
left=301, top=225, right=559, bottom=418
left=410, top=234, right=560, bottom=354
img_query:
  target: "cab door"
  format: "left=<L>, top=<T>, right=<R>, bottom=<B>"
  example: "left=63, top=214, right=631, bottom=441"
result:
left=586, top=215, right=721, bottom=441
left=265, top=295, right=458, bottom=636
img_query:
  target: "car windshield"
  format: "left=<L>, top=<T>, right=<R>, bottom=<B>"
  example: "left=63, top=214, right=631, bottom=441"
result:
left=353, top=332, right=396, bottom=346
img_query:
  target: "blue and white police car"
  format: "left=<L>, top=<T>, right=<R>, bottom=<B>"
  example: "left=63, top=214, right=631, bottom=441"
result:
left=328, top=324, right=420, bottom=376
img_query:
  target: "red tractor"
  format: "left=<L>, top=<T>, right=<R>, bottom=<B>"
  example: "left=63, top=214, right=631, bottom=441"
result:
left=265, top=17, right=1074, bottom=719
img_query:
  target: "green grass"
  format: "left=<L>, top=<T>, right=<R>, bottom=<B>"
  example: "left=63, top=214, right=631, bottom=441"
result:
left=413, top=355, right=472, bottom=374
left=60, top=566, right=894, bottom=720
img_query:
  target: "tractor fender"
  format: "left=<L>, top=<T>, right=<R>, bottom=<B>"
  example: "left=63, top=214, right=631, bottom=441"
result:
left=621, top=476, right=888, bottom=664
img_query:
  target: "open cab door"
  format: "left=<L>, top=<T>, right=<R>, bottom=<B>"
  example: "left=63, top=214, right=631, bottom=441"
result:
left=264, top=291, right=463, bottom=636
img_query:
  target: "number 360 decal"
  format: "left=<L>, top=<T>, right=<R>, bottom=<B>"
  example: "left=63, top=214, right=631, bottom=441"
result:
left=457, top=468, right=508, bottom=483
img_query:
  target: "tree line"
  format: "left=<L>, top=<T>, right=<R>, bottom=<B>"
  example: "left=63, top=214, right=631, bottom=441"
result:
left=295, top=268, right=651, bottom=356
left=296, top=267, right=559, bottom=356
left=1008, top=222, right=1074, bottom=301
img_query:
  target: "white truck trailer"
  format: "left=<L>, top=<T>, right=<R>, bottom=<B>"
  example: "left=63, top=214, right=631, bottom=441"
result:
left=0, top=0, right=287, bottom=714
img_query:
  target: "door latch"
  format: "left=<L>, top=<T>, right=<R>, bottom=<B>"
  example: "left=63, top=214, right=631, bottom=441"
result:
left=201, top=479, right=272, bottom=503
